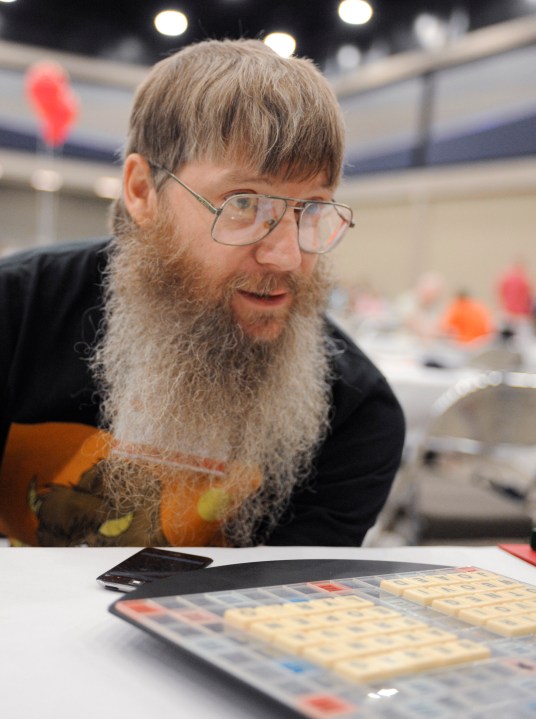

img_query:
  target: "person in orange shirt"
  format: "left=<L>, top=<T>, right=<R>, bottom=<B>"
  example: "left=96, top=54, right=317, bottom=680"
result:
left=441, top=290, right=494, bottom=344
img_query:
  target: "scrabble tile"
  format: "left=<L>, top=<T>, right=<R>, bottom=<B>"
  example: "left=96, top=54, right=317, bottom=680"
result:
left=485, top=614, right=536, bottom=637
left=224, top=604, right=285, bottom=628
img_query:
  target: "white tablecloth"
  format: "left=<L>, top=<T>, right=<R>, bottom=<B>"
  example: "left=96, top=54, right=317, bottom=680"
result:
left=1, top=545, right=534, bottom=719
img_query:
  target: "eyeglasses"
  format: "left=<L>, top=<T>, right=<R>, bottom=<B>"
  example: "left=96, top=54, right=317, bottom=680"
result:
left=152, top=164, right=354, bottom=254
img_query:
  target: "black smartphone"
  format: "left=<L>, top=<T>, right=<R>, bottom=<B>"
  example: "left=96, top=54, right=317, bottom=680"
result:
left=96, top=547, right=213, bottom=592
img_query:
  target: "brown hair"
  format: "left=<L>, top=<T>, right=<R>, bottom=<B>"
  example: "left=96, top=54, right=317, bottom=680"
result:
left=126, top=38, right=344, bottom=180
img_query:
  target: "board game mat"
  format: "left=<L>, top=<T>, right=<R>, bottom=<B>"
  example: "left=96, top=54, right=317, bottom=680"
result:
left=110, top=559, right=536, bottom=718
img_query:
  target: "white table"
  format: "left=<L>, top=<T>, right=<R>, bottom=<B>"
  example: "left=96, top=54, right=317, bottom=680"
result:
left=331, top=323, right=479, bottom=452
left=2, top=545, right=535, bottom=718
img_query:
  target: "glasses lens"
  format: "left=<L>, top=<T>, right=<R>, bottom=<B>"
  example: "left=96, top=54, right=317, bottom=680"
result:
left=299, top=202, right=353, bottom=253
left=212, top=195, right=352, bottom=253
left=213, top=195, right=287, bottom=246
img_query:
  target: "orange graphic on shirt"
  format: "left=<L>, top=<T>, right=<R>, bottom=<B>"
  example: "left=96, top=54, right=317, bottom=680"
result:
left=109, top=440, right=261, bottom=546
left=0, top=423, right=261, bottom=547
left=0, top=423, right=110, bottom=544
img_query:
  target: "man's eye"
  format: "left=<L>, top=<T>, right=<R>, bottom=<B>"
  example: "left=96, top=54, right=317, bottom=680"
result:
left=304, top=202, right=323, bottom=217
left=231, top=195, right=257, bottom=211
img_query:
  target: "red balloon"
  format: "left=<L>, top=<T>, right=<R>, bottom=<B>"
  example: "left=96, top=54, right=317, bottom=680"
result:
left=25, top=62, right=79, bottom=147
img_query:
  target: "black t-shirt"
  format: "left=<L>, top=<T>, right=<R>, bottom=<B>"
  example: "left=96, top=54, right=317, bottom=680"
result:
left=0, top=239, right=405, bottom=546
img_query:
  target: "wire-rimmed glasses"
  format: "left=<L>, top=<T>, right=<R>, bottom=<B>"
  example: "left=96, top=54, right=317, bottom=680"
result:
left=152, top=164, right=354, bottom=254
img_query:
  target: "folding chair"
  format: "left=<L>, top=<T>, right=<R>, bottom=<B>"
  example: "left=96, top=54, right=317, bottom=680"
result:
left=375, top=371, right=536, bottom=545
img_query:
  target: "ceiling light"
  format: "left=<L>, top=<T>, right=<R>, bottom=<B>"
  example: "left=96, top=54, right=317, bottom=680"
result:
left=30, top=169, right=63, bottom=192
left=94, top=176, right=121, bottom=199
left=0, top=0, right=18, bottom=4
left=104, top=36, right=146, bottom=63
left=337, top=44, right=361, bottom=71
left=449, top=8, right=470, bottom=39
left=154, top=10, right=188, bottom=37
left=414, top=13, right=447, bottom=50
left=338, top=0, right=373, bottom=26
left=263, top=32, right=296, bottom=58
left=364, top=40, right=389, bottom=64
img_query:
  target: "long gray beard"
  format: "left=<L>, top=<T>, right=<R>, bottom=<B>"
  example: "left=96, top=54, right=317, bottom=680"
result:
left=91, top=231, right=333, bottom=545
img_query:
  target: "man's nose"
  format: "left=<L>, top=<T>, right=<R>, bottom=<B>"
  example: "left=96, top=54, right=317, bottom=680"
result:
left=253, top=210, right=302, bottom=272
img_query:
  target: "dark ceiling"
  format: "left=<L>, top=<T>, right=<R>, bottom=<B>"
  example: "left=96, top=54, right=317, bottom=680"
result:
left=0, top=0, right=534, bottom=69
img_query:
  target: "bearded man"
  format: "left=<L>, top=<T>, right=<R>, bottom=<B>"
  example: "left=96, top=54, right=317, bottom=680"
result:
left=0, top=39, right=404, bottom=547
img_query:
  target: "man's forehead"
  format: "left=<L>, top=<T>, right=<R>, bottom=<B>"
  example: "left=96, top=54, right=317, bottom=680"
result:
left=215, top=165, right=333, bottom=190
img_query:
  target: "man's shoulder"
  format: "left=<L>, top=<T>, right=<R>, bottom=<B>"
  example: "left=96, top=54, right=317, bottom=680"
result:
left=324, top=316, right=404, bottom=428
left=325, top=316, right=387, bottom=390
left=0, top=238, right=112, bottom=331
left=0, top=237, right=111, bottom=278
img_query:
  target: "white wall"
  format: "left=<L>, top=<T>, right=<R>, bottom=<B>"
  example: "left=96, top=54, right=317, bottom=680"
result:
left=332, top=158, right=536, bottom=309
left=0, top=185, right=111, bottom=254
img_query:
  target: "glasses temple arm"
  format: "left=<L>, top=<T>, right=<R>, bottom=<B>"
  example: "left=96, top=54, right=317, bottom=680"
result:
left=150, top=163, right=219, bottom=216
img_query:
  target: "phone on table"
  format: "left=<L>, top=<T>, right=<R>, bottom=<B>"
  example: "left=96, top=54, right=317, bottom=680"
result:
left=96, top=547, right=213, bottom=592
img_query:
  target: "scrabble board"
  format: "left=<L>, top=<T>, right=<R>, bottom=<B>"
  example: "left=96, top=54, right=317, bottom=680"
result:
left=111, top=563, right=536, bottom=718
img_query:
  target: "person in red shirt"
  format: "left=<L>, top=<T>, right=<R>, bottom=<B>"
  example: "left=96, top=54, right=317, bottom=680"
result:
left=498, top=262, right=533, bottom=319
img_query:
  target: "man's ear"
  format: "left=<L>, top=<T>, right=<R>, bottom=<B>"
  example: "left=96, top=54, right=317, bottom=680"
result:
left=122, top=154, right=158, bottom=225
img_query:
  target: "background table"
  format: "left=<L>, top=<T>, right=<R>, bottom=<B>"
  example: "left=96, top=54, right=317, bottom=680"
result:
left=2, top=545, right=534, bottom=719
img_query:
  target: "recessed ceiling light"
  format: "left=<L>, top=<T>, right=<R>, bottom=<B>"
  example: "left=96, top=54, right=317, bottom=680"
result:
left=263, top=32, right=296, bottom=58
left=154, top=10, right=188, bottom=37
left=94, top=176, right=121, bottom=199
left=30, top=169, right=63, bottom=192
left=338, top=0, right=373, bottom=26
left=337, top=44, right=361, bottom=70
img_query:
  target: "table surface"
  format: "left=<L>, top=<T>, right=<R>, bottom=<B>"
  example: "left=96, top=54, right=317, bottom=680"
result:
left=2, top=544, right=535, bottom=719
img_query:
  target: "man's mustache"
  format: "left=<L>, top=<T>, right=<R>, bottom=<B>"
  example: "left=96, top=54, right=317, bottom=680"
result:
left=228, top=272, right=302, bottom=297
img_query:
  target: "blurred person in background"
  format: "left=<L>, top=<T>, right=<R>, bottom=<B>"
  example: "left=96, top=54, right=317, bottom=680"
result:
left=0, top=39, right=404, bottom=548
left=395, top=271, right=447, bottom=340
left=497, top=260, right=534, bottom=343
left=441, top=289, right=494, bottom=344
left=498, top=260, right=533, bottom=320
